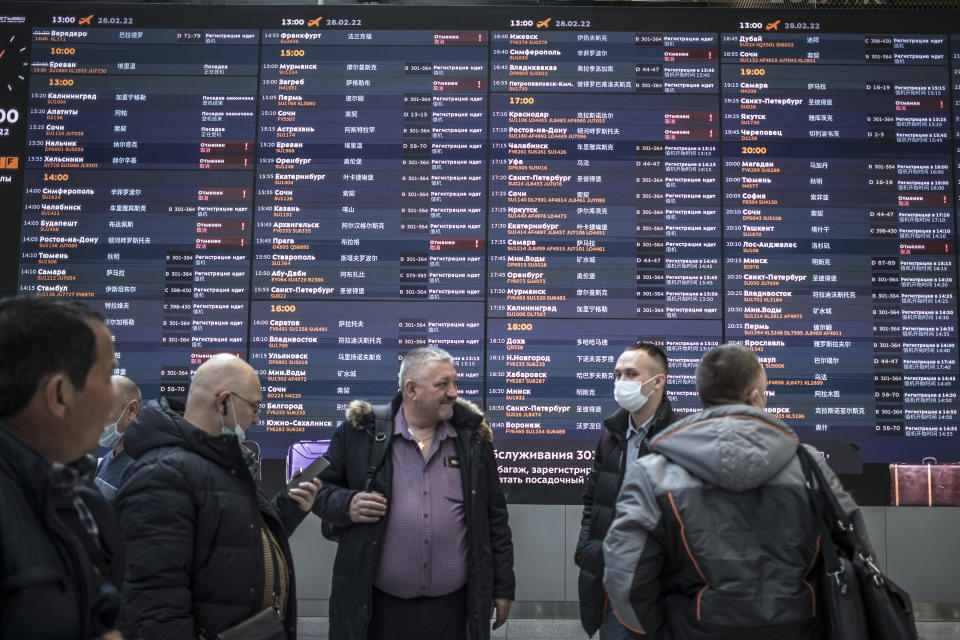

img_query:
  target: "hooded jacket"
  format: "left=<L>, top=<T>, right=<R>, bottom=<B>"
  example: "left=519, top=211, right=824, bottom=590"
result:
left=575, top=398, right=679, bottom=636
left=315, top=394, right=515, bottom=640
left=0, top=424, right=123, bottom=639
left=116, top=399, right=308, bottom=639
left=602, top=404, right=872, bottom=640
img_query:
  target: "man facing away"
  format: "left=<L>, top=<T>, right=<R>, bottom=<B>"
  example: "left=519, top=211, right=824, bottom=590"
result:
left=603, top=343, right=874, bottom=640
left=0, top=297, right=124, bottom=639
left=576, top=342, right=679, bottom=639
left=315, top=346, right=515, bottom=640
left=117, top=353, right=320, bottom=639
left=94, top=374, right=142, bottom=500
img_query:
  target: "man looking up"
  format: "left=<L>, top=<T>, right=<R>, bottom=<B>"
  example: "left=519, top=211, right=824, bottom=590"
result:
left=117, top=353, right=320, bottom=639
left=0, top=297, right=124, bottom=639
left=576, top=342, right=679, bottom=638
left=94, top=375, right=142, bottom=500
left=316, top=346, right=515, bottom=640
left=603, top=344, right=874, bottom=640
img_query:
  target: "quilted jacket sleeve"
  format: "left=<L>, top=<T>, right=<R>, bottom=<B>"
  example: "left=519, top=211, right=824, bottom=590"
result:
left=116, top=457, right=197, bottom=639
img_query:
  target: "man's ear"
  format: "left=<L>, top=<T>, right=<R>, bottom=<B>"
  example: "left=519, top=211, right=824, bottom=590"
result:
left=746, top=386, right=764, bottom=408
left=41, top=373, right=70, bottom=419
left=214, top=391, right=230, bottom=415
left=654, top=373, right=666, bottom=392
left=403, top=379, right=416, bottom=399
left=129, top=398, right=141, bottom=418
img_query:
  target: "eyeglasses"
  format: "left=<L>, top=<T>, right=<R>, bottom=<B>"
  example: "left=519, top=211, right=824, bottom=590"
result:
left=229, top=391, right=261, bottom=418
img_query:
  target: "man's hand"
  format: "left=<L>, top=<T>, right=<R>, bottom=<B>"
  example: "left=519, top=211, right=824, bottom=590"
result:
left=348, top=491, right=388, bottom=523
left=289, top=477, right=321, bottom=512
left=490, top=598, right=512, bottom=630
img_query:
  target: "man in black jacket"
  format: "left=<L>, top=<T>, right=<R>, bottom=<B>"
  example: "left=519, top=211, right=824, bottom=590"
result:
left=315, top=346, right=515, bottom=640
left=576, top=342, right=679, bottom=639
left=117, top=353, right=320, bottom=639
left=0, top=297, right=124, bottom=639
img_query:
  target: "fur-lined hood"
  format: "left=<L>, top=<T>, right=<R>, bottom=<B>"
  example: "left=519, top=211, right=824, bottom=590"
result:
left=345, top=396, right=493, bottom=443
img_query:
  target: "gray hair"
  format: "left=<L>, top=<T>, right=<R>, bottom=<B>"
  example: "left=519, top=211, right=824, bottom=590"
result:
left=398, top=346, right=454, bottom=389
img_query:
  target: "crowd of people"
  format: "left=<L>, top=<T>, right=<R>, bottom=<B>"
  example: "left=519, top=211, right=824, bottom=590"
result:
left=0, top=296, right=869, bottom=640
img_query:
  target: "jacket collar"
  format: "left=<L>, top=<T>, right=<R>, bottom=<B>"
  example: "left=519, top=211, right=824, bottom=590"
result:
left=122, top=398, right=247, bottom=472
left=347, top=392, right=492, bottom=442
left=602, top=396, right=675, bottom=442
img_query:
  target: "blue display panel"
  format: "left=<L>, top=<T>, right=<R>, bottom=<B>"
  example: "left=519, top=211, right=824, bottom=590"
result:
left=248, top=299, right=483, bottom=453
left=486, top=319, right=718, bottom=490
left=4, top=4, right=960, bottom=502
left=720, top=32, right=958, bottom=464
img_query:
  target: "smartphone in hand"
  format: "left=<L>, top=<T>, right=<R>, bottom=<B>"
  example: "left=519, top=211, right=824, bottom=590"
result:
left=287, top=455, right=330, bottom=490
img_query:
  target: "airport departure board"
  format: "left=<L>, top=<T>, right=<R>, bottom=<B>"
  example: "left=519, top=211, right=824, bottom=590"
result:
left=4, top=2, right=960, bottom=502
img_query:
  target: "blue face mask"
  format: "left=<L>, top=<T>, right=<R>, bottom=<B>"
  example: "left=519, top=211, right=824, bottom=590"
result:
left=221, top=424, right=246, bottom=444
left=98, top=405, right=128, bottom=448
left=98, top=422, right=122, bottom=448
left=219, top=396, right=247, bottom=444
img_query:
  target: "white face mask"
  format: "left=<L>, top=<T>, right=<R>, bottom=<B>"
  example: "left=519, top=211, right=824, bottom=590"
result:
left=219, top=396, right=247, bottom=444
left=98, top=422, right=122, bottom=448
left=614, top=376, right=659, bottom=414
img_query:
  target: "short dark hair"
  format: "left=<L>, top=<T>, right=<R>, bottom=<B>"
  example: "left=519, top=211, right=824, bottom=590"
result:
left=695, top=344, right=764, bottom=407
left=0, top=297, right=104, bottom=420
left=623, top=342, right=669, bottom=376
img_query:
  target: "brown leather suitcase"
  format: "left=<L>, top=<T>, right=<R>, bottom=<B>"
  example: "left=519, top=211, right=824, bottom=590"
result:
left=890, top=458, right=960, bottom=506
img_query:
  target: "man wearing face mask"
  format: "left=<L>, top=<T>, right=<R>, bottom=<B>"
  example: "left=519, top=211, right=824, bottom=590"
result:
left=94, top=375, right=142, bottom=500
left=602, top=344, right=873, bottom=640
left=116, top=353, right=321, bottom=639
left=575, top=342, right=679, bottom=639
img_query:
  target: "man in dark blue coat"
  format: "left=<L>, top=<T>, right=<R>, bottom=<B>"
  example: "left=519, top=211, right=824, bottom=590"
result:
left=315, top=346, right=515, bottom=640
left=94, top=374, right=142, bottom=500
left=117, top=353, right=320, bottom=639
left=0, top=297, right=124, bottom=639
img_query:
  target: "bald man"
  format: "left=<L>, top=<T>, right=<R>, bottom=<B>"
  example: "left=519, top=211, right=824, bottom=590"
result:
left=94, top=375, right=142, bottom=500
left=116, top=354, right=320, bottom=639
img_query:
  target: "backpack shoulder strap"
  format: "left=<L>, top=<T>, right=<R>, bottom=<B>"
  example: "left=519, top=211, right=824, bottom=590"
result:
left=599, top=429, right=612, bottom=462
left=363, top=404, right=393, bottom=491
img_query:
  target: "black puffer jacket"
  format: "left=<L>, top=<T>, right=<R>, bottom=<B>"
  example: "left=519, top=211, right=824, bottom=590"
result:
left=117, top=400, right=308, bottom=639
left=315, top=394, right=515, bottom=640
left=575, top=398, right=679, bottom=636
left=0, top=424, right=123, bottom=639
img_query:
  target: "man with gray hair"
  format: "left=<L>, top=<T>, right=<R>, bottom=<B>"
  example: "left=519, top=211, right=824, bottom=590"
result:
left=316, top=346, right=515, bottom=640
left=602, top=343, right=874, bottom=640
left=94, top=375, right=142, bottom=500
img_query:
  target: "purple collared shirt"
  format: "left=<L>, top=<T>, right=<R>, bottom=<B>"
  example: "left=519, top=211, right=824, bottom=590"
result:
left=372, top=405, right=468, bottom=598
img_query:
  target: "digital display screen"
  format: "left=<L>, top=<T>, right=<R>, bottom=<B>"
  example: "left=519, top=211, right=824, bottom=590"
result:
left=4, top=3, right=960, bottom=503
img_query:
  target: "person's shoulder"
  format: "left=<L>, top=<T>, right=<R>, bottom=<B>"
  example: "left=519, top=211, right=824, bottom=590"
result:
left=126, top=444, right=206, bottom=484
left=452, top=398, right=493, bottom=443
left=344, top=399, right=376, bottom=429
